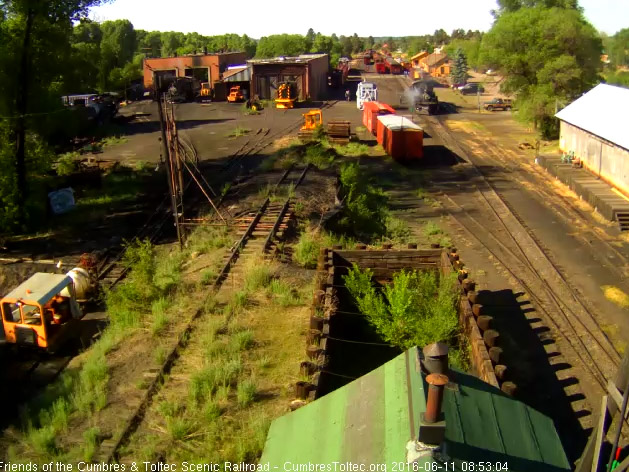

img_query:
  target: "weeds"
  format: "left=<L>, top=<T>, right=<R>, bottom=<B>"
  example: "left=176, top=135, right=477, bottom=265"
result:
left=82, top=427, right=101, bottom=462
left=228, top=127, right=251, bottom=138
left=244, top=265, right=273, bottom=291
left=236, top=379, right=257, bottom=407
left=231, top=330, right=255, bottom=351
left=268, top=279, right=303, bottom=306
left=386, top=217, right=412, bottom=244
left=304, top=143, right=335, bottom=169
left=423, top=221, right=443, bottom=236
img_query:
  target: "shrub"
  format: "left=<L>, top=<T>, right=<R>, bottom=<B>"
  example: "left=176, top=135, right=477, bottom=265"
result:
left=56, top=152, right=80, bottom=176
left=343, top=266, right=460, bottom=350
left=337, top=163, right=388, bottom=238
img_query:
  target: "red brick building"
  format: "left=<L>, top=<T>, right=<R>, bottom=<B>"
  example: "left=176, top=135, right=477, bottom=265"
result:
left=143, top=52, right=246, bottom=91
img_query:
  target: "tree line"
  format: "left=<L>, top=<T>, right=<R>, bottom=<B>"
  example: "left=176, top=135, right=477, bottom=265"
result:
left=0, top=0, right=626, bottom=233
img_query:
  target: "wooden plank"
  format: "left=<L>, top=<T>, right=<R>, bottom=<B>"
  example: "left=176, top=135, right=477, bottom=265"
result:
left=335, top=249, right=442, bottom=258
left=591, top=395, right=608, bottom=472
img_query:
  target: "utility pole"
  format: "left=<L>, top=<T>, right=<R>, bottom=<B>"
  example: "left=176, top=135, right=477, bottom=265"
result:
left=157, top=95, right=183, bottom=248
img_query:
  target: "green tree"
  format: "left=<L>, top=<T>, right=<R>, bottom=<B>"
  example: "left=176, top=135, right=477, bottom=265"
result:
left=366, top=36, right=374, bottom=49
left=351, top=33, right=363, bottom=54
left=480, top=6, right=602, bottom=136
left=432, top=29, right=449, bottom=45
left=0, top=0, right=109, bottom=228
left=445, top=38, right=481, bottom=70
left=305, top=27, right=315, bottom=51
left=99, top=20, right=136, bottom=90
left=451, top=48, right=468, bottom=84
left=492, top=0, right=579, bottom=17
left=608, top=28, right=629, bottom=67
left=255, top=34, right=307, bottom=57
left=161, top=31, right=183, bottom=56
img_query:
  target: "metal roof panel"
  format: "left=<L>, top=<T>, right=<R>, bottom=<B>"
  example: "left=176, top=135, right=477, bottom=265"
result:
left=261, top=347, right=570, bottom=471
left=3, top=273, right=72, bottom=306
left=377, top=115, right=423, bottom=131
left=555, top=83, right=629, bottom=150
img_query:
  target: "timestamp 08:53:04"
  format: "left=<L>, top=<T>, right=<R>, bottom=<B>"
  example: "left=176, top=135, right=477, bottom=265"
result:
left=391, top=462, right=508, bottom=471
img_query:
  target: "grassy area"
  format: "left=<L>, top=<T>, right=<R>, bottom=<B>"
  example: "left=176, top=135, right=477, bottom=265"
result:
left=3, top=224, right=233, bottom=461
left=118, top=256, right=309, bottom=462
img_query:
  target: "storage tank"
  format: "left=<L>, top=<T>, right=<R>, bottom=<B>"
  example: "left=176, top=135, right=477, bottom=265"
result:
left=60, top=267, right=93, bottom=300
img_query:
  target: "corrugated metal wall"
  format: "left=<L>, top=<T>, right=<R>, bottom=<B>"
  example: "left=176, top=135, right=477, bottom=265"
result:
left=560, top=121, right=629, bottom=195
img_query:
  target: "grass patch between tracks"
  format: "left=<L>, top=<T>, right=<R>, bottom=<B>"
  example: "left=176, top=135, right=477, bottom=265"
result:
left=116, top=256, right=310, bottom=462
left=3, top=225, right=234, bottom=462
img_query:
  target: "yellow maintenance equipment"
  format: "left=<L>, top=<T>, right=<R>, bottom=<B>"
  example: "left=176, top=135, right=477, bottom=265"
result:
left=298, top=109, right=323, bottom=141
left=275, top=82, right=297, bottom=109
left=227, top=86, right=245, bottom=103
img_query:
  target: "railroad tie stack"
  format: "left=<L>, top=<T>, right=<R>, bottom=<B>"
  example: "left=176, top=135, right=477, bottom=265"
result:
left=291, top=247, right=336, bottom=410
left=327, top=120, right=351, bottom=145
left=446, top=248, right=517, bottom=394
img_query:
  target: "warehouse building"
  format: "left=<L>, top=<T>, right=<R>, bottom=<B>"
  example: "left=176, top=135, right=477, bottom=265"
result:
left=143, top=51, right=246, bottom=91
left=555, top=83, right=629, bottom=195
left=244, top=54, right=329, bottom=101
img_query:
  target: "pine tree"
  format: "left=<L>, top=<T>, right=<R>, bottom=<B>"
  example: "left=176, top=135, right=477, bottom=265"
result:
left=451, top=48, right=468, bottom=84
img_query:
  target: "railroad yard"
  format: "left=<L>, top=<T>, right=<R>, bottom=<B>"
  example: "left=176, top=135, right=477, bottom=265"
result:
left=2, top=51, right=629, bottom=470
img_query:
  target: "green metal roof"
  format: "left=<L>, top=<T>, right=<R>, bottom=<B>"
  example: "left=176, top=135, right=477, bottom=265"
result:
left=260, top=348, right=571, bottom=472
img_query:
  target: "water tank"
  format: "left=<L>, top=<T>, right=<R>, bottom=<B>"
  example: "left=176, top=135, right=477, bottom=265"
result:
left=60, top=267, right=93, bottom=300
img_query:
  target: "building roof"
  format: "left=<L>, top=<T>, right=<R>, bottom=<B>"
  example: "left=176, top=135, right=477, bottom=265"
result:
left=3, top=273, right=72, bottom=306
left=424, top=52, right=449, bottom=68
left=222, top=66, right=250, bottom=82
left=247, top=53, right=328, bottom=65
left=411, top=51, right=429, bottom=61
left=261, top=347, right=570, bottom=471
left=555, top=83, right=629, bottom=151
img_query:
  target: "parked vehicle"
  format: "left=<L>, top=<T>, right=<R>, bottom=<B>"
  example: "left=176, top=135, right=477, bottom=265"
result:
left=227, top=86, right=245, bottom=103
left=459, top=83, right=485, bottom=95
left=483, top=98, right=512, bottom=111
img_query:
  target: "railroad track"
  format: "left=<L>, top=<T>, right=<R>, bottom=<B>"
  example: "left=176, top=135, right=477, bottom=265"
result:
left=427, top=115, right=619, bottom=408
left=104, top=164, right=310, bottom=463
left=2, top=100, right=334, bottom=427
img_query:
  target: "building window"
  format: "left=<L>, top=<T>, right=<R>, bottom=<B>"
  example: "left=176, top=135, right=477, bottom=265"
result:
left=440, top=67, right=445, bottom=74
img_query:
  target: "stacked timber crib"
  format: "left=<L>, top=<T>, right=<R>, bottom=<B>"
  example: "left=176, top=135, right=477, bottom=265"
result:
left=292, top=244, right=518, bottom=409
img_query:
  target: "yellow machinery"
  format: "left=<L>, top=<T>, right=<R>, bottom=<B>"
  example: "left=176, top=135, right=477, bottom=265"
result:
left=227, top=86, right=245, bottom=103
left=198, top=82, right=212, bottom=102
left=1, top=272, right=92, bottom=352
left=298, top=109, right=323, bottom=141
left=275, top=82, right=297, bottom=109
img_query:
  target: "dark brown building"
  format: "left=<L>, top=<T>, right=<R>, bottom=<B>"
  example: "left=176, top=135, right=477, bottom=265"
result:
left=246, top=54, right=329, bottom=100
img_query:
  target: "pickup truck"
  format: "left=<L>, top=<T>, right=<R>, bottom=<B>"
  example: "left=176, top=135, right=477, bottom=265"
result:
left=483, top=98, right=512, bottom=111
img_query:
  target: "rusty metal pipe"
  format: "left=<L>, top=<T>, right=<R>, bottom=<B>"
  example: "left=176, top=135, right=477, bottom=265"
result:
left=424, top=373, right=448, bottom=424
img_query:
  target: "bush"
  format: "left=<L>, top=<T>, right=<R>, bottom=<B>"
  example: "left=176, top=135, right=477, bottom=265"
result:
left=386, top=217, right=412, bottom=243
left=294, top=231, right=320, bottom=269
left=236, top=379, right=257, bottom=407
left=336, top=163, right=388, bottom=238
left=56, top=152, right=80, bottom=176
left=343, top=266, right=460, bottom=350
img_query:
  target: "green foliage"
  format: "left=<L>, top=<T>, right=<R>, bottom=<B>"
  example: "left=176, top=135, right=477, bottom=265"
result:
left=386, top=217, right=412, bottom=244
left=55, top=152, right=80, bottom=176
left=445, top=38, right=482, bottom=70
left=268, top=280, right=303, bottom=307
left=82, top=427, right=101, bottom=462
left=451, top=48, right=469, bottom=84
left=304, top=143, right=335, bottom=169
left=244, top=265, right=273, bottom=291
left=294, top=231, right=321, bottom=269
left=605, top=69, right=629, bottom=88
left=480, top=6, right=602, bottom=136
left=256, top=34, right=307, bottom=57
left=343, top=266, right=460, bottom=350
left=337, top=163, right=388, bottom=239
left=606, top=28, right=629, bottom=68
left=236, top=379, right=257, bottom=407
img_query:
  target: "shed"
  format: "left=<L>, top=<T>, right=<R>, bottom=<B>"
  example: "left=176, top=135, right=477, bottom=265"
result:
left=247, top=54, right=329, bottom=101
left=555, top=83, right=629, bottom=196
left=261, top=347, right=571, bottom=472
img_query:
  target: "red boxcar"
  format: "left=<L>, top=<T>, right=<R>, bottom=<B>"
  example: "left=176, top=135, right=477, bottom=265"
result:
left=375, top=62, right=389, bottom=74
left=362, top=101, right=396, bottom=136
left=376, top=114, right=424, bottom=161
